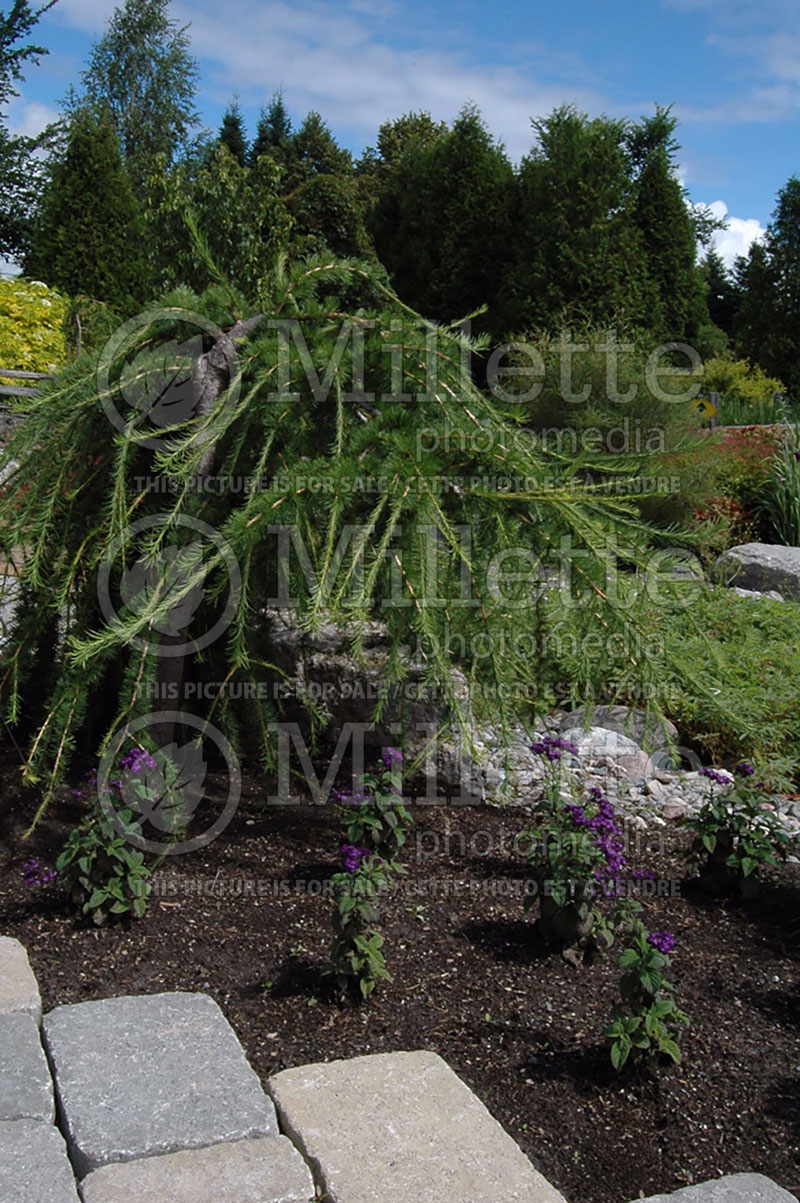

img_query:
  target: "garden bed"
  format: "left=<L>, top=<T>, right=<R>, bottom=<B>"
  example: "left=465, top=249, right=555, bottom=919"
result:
left=0, top=755, right=798, bottom=1203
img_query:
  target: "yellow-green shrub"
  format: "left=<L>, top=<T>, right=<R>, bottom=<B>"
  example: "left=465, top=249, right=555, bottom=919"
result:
left=703, top=354, right=785, bottom=409
left=0, top=278, right=69, bottom=380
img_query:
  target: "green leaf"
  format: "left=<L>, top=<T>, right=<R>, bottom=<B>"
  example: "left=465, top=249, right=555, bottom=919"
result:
left=659, top=1038, right=682, bottom=1064
left=610, top=1038, right=630, bottom=1070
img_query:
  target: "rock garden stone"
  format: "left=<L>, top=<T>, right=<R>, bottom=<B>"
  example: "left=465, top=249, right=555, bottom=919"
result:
left=268, top=1049, right=568, bottom=1203
left=0, top=1012, right=53, bottom=1122
left=0, top=935, right=41, bottom=1021
left=42, top=991, right=277, bottom=1177
left=713, top=543, right=800, bottom=602
left=79, top=1135, right=315, bottom=1203
left=559, top=704, right=679, bottom=753
left=560, top=725, right=653, bottom=782
left=0, top=1119, right=81, bottom=1203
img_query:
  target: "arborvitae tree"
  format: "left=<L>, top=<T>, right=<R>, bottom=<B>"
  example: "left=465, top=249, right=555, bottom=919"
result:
left=285, top=110, right=352, bottom=190
left=357, top=110, right=448, bottom=182
left=74, top=0, right=200, bottom=195
left=23, top=106, right=151, bottom=312
left=218, top=99, right=247, bottom=167
left=0, top=0, right=58, bottom=260
left=701, top=247, right=738, bottom=340
left=249, top=91, right=292, bottom=167
left=370, top=104, right=515, bottom=337
left=504, top=106, right=647, bottom=334
left=735, top=176, right=800, bottom=400
left=628, top=110, right=706, bottom=343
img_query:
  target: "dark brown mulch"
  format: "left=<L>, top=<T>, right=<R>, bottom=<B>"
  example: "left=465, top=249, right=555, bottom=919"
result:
left=1, top=754, right=799, bottom=1203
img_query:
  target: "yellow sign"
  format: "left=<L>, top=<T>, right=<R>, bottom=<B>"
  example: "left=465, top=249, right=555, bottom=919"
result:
left=695, top=397, right=717, bottom=419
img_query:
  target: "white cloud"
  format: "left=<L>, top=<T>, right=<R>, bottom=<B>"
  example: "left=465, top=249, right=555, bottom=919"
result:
left=6, top=98, right=59, bottom=139
left=165, top=0, right=612, bottom=161
left=704, top=199, right=766, bottom=264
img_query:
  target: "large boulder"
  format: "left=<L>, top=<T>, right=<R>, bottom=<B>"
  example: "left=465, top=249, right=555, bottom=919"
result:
left=558, top=704, right=678, bottom=754
left=712, top=543, right=800, bottom=601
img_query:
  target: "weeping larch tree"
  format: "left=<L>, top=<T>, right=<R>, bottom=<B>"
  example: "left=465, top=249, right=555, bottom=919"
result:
left=0, top=219, right=724, bottom=831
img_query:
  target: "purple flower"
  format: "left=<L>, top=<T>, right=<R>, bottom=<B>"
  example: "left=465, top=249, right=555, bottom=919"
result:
left=734, top=761, right=755, bottom=777
left=530, top=735, right=579, bottom=761
left=333, top=787, right=370, bottom=808
left=647, top=931, right=676, bottom=955
left=341, top=844, right=370, bottom=873
left=22, top=859, right=54, bottom=887
left=120, top=747, right=157, bottom=775
left=699, top=767, right=733, bottom=787
left=382, top=747, right=403, bottom=768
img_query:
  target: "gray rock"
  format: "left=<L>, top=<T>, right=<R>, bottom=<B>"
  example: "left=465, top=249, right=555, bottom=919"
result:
left=0, top=1012, right=54, bottom=1122
left=713, top=543, right=800, bottom=602
left=0, top=936, right=41, bottom=1021
left=559, top=705, right=679, bottom=753
left=79, top=1135, right=315, bottom=1203
left=0, top=1119, right=81, bottom=1203
left=268, top=1050, right=567, bottom=1203
left=633, top=1171, right=798, bottom=1202
left=560, top=726, right=653, bottom=782
left=43, top=992, right=277, bottom=1177
left=731, top=586, right=785, bottom=602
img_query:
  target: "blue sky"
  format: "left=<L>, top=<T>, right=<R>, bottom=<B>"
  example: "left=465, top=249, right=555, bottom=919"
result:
left=6, top=0, right=800, bottom=267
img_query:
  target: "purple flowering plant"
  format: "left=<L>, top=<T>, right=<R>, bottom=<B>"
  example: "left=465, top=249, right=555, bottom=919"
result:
left=522, top=753, right=645, bottom=947
left=605, top=919, right=688, bottom=1069
left=327, top=749, right=411, bottom=999
left=684, top=759, right=792, bottom=898
left=54, top=747, right=159, bottom=923
left=333, top=747, right=412, bottom=867
left=327, top=843, right=392, bottom=999
left=22, top=858, right=55, bottom=887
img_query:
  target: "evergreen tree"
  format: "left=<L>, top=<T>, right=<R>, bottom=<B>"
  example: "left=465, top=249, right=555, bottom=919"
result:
left=628, top=110, right=706, bottom=343
left=0, top=0, right=58, bottom=260
left=74, top=0, right=200, bottom=195
left=218, top=99, right=247, bottom=167
left=285, top=110, right=352, bottom=190
left=701, top=247, right=738, bottom=339
left=23, top=106, right=151, bottom=312
left=504, top=106, right=646, bottom=334
left=249, top=91, right=292, bottom=167
left=370, top=104, right=515, bottom=337
left=735, top=176, right=800, bottom=401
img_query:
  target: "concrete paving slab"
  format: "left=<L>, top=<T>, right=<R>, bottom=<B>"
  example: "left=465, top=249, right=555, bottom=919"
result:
left=0, top=1119, right=81, bottom=1203
left=0, top=1011, right=54, bottom=1121
left=268, top=1049, right=568, bottom=1203
left=0, top=936, right=41, bottom=1021
left=635, top=1174, right=798, bottom=1202
left=42, top=992, right=277, bottom=1177
left=79, top=1134, right=314, bottom=1203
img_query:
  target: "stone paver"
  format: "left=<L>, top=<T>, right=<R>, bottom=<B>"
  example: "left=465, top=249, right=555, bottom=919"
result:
left=79, top=1135, right=315, bottom=1203
left=43, top=992, right=277, bottom=1177
left=0, top=1119, right=81, bottom=1203
left=0, top=935, right=41, bottom=1021
left=268, top=1049, right=568, bottom=1203
left=0, top=1011, right=54, bottom=1121
left=634, top=1173, right=798, bottom=1202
